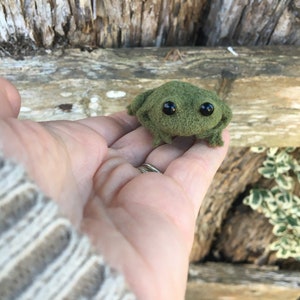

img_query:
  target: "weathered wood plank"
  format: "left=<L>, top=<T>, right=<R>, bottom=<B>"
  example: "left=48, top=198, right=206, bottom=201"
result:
left=186, top=263, right=300, bottom=300
left=188, top=263, right=300, bottom=287
left=1, top=46, right=300, bottom=146
left=186, top=282, right=300, bottom=300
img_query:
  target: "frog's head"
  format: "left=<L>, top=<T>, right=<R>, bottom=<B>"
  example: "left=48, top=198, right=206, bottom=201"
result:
left=145, top=81, right=232, bottom=136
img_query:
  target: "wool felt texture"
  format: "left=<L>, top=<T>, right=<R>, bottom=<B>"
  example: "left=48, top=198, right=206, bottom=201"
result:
left=127, top=81, right=232, bottom=146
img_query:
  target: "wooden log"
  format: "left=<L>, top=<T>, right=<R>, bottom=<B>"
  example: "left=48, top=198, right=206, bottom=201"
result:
left=186, top=263, right=300, bottom=300
left=203, top=0, right=300, bottom=46
left=189, top=147, right=267, bottom=262
left=188, top=262, right=300, bottom=287
left=186, top=281, right=300, bottom=300
left=0, top=0, right=299, bottom=49
left=1, top=46, right=300, bottom=147
left=210, top=205, right=277, bottom=265
left=0, top=0, right=207, bottom=49
left=210, top=148, right=300, bottom=266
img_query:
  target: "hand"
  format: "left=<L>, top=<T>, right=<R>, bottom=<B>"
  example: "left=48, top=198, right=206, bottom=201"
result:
left=0, top=78, right=229, bottom=300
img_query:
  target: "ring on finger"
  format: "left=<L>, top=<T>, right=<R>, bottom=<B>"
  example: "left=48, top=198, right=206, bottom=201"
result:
left=137, top=163, right=162, bottom=174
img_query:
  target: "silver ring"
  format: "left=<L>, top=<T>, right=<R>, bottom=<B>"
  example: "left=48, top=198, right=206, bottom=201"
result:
left=138, top=163, right=162, bottom=174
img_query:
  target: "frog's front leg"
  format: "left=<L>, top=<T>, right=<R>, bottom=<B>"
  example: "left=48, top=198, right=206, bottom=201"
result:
left=137, top=112, right=172, bottom=146
left=153, top=131, right=173, bottom=146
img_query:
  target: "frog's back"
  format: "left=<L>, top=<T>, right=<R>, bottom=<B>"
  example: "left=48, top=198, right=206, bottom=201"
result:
left=158, top=81, right=216, bottom=101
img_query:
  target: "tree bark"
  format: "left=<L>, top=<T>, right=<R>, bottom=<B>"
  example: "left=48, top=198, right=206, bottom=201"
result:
left=210, top=149, right=300, bottom=266
left=189, top=148, right=267, bottom=262
left=203, top=0, right=300, bottom=46
left=0, top=0, right=299, bottom=53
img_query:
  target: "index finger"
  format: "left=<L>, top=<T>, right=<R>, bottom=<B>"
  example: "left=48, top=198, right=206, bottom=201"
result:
left=78, top=111, right=140, bottom=146
left=164, top=130, right=230, bottom=218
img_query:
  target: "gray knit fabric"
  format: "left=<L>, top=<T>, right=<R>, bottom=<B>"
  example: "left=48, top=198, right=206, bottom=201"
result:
left=0, top=155, right=136, bottom=300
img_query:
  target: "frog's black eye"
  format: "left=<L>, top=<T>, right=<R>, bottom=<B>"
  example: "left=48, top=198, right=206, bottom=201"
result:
left=163, top=101, right=176, bottom=115
left=200, top=102, right=214, bottom=116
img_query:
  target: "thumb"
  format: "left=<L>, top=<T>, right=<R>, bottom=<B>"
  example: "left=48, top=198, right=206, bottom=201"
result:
left=0, top=78, right=21, bottom=118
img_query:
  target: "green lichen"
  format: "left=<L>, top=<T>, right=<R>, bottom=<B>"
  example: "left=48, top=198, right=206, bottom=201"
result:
left=243, top=147, right=300, bottom=260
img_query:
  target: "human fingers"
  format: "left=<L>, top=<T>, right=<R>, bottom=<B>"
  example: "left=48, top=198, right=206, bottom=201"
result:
left=110, top=133, right=195, bottom=169
left=79, top=111, right=189, bottom=168
left=0, top=78, right=21, bottom=118
left=110, top=126, right=154, bottom=166
left=165, top=130, right=230, bottom=218
left=77, top=111, right=140, bottom=146
left=79, top=113, right=155, bottom=167
left=142, top=136, right=195, bottom=172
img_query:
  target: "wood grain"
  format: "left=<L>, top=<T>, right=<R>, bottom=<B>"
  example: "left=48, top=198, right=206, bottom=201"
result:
left=203, top=0, right=300, bottom=46
left=2, top=46, right=299, bottom=147
left=190, top=148, right=267, bottom=262
left=1, top=0, right=299, bottom=49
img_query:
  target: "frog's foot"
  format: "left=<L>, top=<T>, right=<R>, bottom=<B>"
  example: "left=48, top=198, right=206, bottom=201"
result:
left=127, top=104, right=134, bottom=115
left=152, top=132, right=173, bottom=146
left=196, top=131, right=224, bottom=147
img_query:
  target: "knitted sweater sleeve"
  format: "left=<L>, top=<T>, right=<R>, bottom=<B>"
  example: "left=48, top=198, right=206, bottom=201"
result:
left=0, top=154, right=136, bottom=300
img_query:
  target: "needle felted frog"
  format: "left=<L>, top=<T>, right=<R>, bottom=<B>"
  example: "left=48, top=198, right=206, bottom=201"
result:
left=127, top=81, right=232, bottom=147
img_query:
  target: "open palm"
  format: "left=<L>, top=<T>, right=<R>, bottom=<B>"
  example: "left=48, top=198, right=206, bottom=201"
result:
left=0, top=78, right=229, bottom=299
